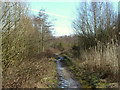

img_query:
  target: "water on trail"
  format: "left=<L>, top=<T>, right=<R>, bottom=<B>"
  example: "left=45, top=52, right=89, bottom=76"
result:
left=57, top=56, right=80, bottom=88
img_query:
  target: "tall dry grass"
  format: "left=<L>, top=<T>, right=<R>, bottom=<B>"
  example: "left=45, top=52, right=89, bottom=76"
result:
left=79, top=40, right=118, bottom=81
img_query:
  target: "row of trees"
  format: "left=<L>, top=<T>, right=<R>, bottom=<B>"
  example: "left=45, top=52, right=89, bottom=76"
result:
left=1, top=2, right=53, bottom=72
left=72, top=2, right=118, bottom=51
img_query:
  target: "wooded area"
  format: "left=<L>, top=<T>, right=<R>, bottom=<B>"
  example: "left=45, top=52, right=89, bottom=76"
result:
left=1, top=2, right=54, bottom=72
left=1, top=1, right=119, bottom=88
left=1, top=2, right=58, bottom=88
left=69, top=2, right=119, bottom=88
left=72, top=2, right=118, bottom=79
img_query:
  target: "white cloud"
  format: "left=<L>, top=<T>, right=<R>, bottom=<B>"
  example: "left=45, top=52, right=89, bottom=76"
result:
left=53, top=27, right=73, bottom=36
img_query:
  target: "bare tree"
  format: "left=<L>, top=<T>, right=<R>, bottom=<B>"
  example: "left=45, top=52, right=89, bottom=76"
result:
left=72, top=2, right=117, bottom=50
left=1, top=2, right=33, bottom=71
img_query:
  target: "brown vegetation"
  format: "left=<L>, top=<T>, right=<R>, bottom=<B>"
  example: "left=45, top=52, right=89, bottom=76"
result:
left=1, top=1, right=119, bottom=89
left=2, top=50, right=57, bottom=88
left=1, top=2, right=58, bottom=88
left=56, top=2, right=119, bottom=88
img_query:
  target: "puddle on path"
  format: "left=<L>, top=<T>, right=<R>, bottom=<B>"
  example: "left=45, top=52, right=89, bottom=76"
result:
left=57, top=56, right=80, bottom=88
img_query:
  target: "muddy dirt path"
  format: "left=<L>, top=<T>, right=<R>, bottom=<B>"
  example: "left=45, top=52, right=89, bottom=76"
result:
left=57, top=56, right=80, bottom=88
